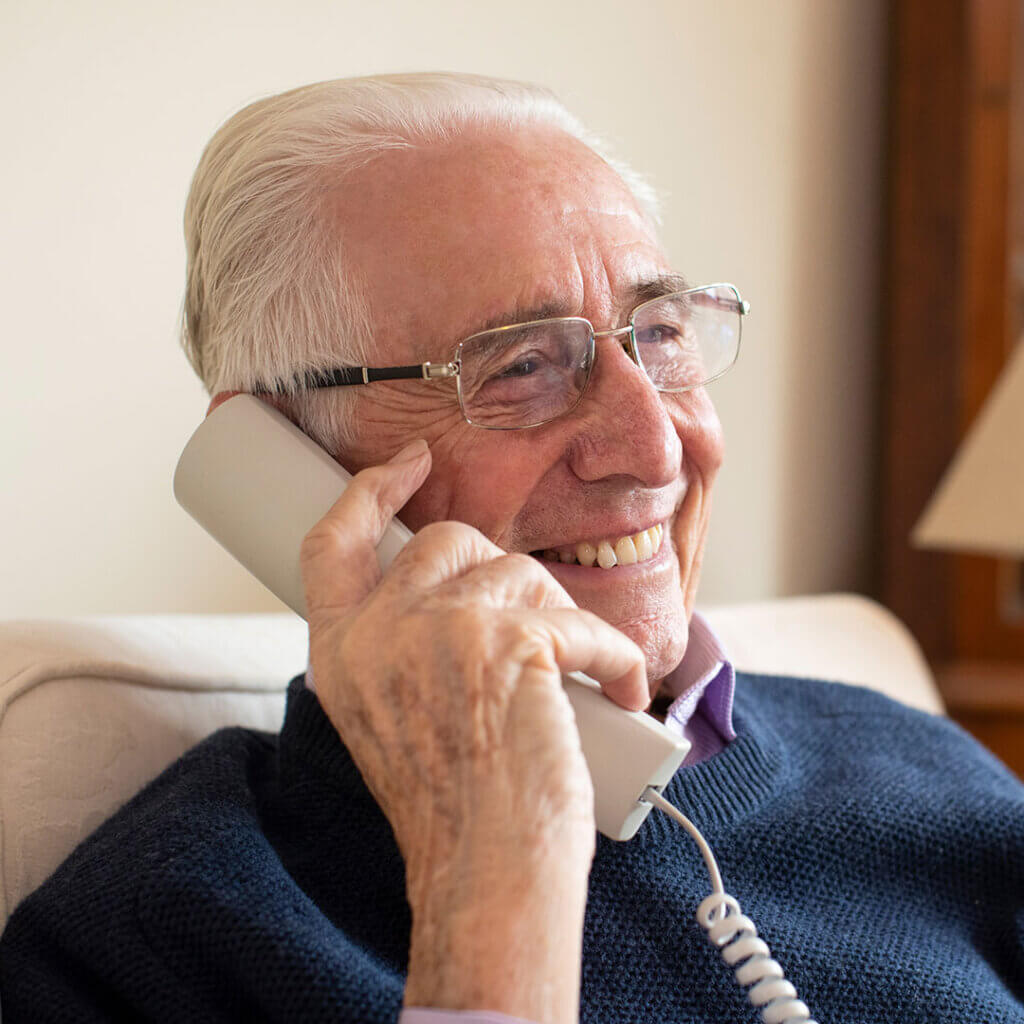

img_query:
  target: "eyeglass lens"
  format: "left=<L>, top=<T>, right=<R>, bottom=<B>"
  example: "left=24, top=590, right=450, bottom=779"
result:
left=630, top=284, right=741, bottom=393
left=457, top=285, right=741, bottom=428
left=457, top=320, right=594, bottom=429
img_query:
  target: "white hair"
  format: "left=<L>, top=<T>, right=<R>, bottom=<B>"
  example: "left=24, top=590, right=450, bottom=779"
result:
left=181, top=72, right=660, bottom=452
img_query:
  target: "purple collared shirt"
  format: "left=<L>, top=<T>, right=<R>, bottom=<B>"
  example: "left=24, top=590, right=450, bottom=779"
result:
left=399, top=611, right=736, bottom=1024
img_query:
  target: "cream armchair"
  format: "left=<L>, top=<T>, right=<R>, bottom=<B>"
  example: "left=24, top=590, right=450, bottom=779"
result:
left=0, top=594, right=942, bottom=931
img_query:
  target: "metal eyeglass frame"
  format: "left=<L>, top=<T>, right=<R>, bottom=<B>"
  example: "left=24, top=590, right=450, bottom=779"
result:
left=260, top=282, right=749, bottom=430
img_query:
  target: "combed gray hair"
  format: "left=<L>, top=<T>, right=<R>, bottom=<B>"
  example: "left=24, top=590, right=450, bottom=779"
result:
left=181, top=72, right=659, bottom=453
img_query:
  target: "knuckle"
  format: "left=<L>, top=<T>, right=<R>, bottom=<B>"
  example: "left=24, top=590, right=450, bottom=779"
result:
left=501, top=551, right=540, bottom=574
left=499, top=553, right=574, bottom=607
left=440, top=606, right=543, bottom=672
left=446, top=603, right=488, bottom=641
left=404, top=520, right=501, bottom=569
left=391, top=522, right=462, bottom=576
left=346, top=470, right=392, bottom=521
left=415, top=519, right=474, bottom=548
left=493, top=611, right=554, bottom=662
left=573, top=607, right=607, bottom=631
left=299, top=520, right=338, bottom=564
left=352, top=464, right=395, bottom=504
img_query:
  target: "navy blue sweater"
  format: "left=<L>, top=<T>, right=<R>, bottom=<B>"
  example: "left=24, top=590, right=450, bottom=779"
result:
left=2, top=673, right=1023, bottom=1022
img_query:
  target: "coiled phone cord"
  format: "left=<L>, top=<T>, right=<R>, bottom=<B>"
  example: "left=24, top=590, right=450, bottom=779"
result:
left=641, top=786, right=819, bottom=1024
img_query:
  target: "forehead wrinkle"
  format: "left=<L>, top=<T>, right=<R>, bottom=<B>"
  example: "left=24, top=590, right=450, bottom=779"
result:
left=568, top=201, right=656, bottom=240
left=371, top=265, right=690, bottom=367
left=339, top=126, right=673, bottom=365
left=452, top=263, right=685, bottom=344
left=447, top=265, right=585, bottom=343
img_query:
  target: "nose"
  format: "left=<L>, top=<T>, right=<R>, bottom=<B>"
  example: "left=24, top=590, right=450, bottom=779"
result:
left=592, top=325, right=642, bottom=370
left=566, top=331, right=684, bottom=487
left=593, top=325, right=635, bottom=349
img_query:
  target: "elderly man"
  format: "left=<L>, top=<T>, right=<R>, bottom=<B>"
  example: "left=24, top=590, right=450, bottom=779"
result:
left=2, top=73, right=1023, bottom=1024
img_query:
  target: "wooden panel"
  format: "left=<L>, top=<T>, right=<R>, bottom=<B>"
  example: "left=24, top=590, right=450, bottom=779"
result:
left=881, top=0, right=1024, bottom=670
left=879, top=0, right=967, bottom=661
left=1015, top=0, right=1024, bottom=330
left=956, top=0, right=1024, bottom=661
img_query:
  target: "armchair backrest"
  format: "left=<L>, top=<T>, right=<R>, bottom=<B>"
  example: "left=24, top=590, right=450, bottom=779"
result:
left=0, top=595, right=941, bottom=931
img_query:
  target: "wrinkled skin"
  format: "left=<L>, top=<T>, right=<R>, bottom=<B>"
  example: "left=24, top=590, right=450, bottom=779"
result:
left=328, top=126, right=723, bottom=688
left=210, top=122, right=724, bottom=1022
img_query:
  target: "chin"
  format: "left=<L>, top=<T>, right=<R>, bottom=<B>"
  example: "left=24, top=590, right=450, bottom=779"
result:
left=622, top=613, right=690, bottom=697
left=546, top=554, right=691, bottom=697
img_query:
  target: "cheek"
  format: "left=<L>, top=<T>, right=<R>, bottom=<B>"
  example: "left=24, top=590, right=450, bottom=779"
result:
left=397, top=480, right=450, bottom=532
left=668, top=390, right=724, bottom=483
left=666, top=391, right=722, bottom=577
left=398, top=440, right=544, bottom=547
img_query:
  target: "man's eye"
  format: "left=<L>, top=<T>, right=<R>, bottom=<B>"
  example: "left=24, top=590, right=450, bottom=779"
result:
left=637, top=324, right=683, bottom=345
left=497, top=357, right=540, bottom=378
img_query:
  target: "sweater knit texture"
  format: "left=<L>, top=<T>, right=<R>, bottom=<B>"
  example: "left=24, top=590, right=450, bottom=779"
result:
left=1, top=672, right=1023, bottom=1023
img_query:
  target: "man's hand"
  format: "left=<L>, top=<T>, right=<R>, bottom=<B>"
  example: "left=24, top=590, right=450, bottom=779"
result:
left=299, top=439, right=647, bottom=1024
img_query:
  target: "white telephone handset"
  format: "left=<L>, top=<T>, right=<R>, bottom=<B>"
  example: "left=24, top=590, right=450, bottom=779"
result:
left=174, top=395, right=689, bottom=841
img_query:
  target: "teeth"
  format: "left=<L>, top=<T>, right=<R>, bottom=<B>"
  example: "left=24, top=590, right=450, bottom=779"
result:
left=535, top=523, right=666, bottom=570
left=635, top=530, right=653, bottom=560
left=614, top=536, right=637, bottom=565
left=596, top=541, right=617, bottom=569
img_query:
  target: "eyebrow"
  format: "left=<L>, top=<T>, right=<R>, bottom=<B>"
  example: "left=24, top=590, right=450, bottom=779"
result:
left=628, top=272, right=691, bottom=308
left=468, top=273, right=693, bottom=338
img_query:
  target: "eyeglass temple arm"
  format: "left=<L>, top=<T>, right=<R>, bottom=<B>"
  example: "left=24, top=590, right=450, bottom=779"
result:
left=711, top=295, right=750, bottom=315
left=685, top=296, right=750, bottom=316
left=261, top=361, right=458, bottom=394
left=258, top=289, right=748, bottom=395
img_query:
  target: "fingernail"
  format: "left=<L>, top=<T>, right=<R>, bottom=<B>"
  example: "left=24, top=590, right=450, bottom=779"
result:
left=388, top=438, right=429, bottom=464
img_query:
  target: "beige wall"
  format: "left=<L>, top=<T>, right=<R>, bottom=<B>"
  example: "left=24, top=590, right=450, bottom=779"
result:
left=0, top=0, right=885, bottom=617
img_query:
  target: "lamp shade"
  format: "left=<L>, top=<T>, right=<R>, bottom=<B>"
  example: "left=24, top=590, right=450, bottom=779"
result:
left=912, top=337, right=1024, bottom=558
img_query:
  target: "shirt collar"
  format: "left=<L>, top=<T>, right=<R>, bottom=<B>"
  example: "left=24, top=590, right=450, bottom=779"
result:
left=656, top=610, right=736, bottom=755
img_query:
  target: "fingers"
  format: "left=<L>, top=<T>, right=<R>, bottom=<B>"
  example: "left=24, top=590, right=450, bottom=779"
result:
left=386, top=520, right=506, bottom=591
left=299, top=445, right=648, bottom=715
left=300, top=440, right=431, bottom=617
left=518, top=607, right=649, bottom=712
left=450, top=551, right=576, bottom=610
left=395, top=549, right=646, bottom=707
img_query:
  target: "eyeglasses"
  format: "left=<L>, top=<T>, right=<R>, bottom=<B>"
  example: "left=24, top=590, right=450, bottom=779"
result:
left=262, top=282, right=749, bottom=430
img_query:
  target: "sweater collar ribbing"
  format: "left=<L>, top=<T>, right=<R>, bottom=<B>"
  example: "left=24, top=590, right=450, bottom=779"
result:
left=278, top=676, right=378, bottom=803
left=278, top=672, right=787, bottom=835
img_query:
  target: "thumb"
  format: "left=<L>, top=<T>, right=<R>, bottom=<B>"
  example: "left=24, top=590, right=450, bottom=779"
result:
left=300, top=440, right=431, bottom=618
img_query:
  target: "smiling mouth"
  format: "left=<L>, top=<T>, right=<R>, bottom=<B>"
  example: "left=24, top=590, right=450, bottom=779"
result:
left=530, top=524, right=665, bottom=569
